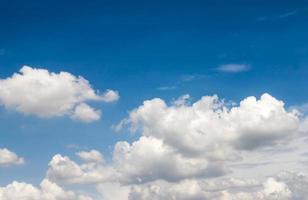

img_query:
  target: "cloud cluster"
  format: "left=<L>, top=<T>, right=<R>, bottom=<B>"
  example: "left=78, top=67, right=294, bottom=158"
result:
left=3, top=168, right=308, bottom=200
left=0, top=66, right=119, bottom=122
left=0, top=148, right=24, bottom=166
left=1, top=93, right=308, bottom=199
left=0, top=179, right=92, bottom=200
left=96, top=171, right=308, bottom=200
left=40, top=93, right=307, bottom=199
left=128, top=176, right=293, bottom=200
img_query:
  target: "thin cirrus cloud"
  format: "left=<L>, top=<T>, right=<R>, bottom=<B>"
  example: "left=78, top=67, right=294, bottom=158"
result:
left=217, top=64, right=250, bottom=73
left=257, top=10, right=298, bottom=21
left=0, top=66, right=119, bottom=123
left=156, top=86, right=177, bottom=91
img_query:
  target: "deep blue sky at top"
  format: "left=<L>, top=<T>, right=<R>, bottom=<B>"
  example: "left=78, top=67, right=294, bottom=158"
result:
left=0, top=0, right=308, bottom=184
left=0, top=0, right=308, bottom=103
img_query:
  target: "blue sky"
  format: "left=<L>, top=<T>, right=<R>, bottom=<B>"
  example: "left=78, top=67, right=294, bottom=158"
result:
left=1, top=1, right=308, bottom=199
left=1, top=1, right=307, bottom=102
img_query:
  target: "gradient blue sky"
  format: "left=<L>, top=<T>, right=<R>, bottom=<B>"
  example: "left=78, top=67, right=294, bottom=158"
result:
left=1, top=0, right=308, bottom=188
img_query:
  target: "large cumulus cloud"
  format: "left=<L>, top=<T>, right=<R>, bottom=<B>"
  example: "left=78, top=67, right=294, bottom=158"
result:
left=120, top=93, right=300, bottom=158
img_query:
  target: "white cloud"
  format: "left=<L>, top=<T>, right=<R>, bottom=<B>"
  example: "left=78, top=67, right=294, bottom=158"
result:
left=44, top=162, right=308, bottom=200
left=100, top=89, right=119, bottom=102
left=42, top=93, right=308, bottom=199
left=257, top=11, right=298, bottom=21
left=0, top=179, right=92, bottom=200
left=71, top=103, right=101, bottom=123
left=2, top=93, right=308, bottom=199
left=130, top=171, right=308, bottom=200
left=121, top=93, right=299, bottom=159
left=291, top=103, right=308, bottom=115
left=96, top=182, right=130, bottom=200
left=171, top=94, right=191, bottom=106
left=0, top=148, right=24, bottom=166
left=217, top=64, right=250, bottom=73
left=113, top=136, right=226, bottom=184
left=46, top=154, right=114, bottom=185
left=157, top=86, right=177, bottom=91
left=47, top=139, right=225, bottom=186
left=76, top=150, right=104, bottom=163
left=0, top=66, right=119, bottom=122
left=128, top=175, right=296, bottom=200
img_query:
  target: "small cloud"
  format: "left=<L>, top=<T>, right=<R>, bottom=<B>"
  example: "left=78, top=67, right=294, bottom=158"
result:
left=156, top=74, right=206, bottom=92
left=66, top=144, right=87, bottom=150
left=171, top=94, right=191, bottom=106
left=0, top=148, right=24, bottom=167
left=71, top=103, right=101, bottom=123
left=291, top=103, right=308, bottom=114
left=257, top=10, right=297, bottom=21
left=100, top=89, right=120, bottom=102
left=0, top=66, right=118, bottom=123
left=217, top=64, right=250, bottom=73
left=66, top=144, right=80, bottom=149
left=76, top=149, right=104, bottom=163
left=278, top=11, right=297, bottom=19
left=179, top=74, right=207, bottom=82
left=157, top=86, right=177, bottom=91
left=180, top=74, right=196, bottom=82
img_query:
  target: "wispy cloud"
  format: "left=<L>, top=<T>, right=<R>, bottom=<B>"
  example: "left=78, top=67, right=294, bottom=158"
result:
left=180, top=74, right=207, bottom=82
left=217, top=64, right=250, bottom=73
left=157, top=74, right=207, bottom=91
left=66, top=144, right=83, bottom=150
left=279, top=11, right=298, bottom=19
left=257, top=10, right=298, bottom=21
left=180, top=74, right=196, bottom=82
left=230, top=161, right=272, bottom=169
left=290, top=102, right=308, bottom=114
left=157, top=86, right=177, bottom=91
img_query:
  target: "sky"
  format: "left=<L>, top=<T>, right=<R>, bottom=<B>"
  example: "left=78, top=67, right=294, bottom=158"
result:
left=1, top=0, right=308, bottom=199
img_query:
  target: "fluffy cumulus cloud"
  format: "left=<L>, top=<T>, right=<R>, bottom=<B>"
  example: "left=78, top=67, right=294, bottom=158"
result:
left=2, top=93, right=308, bottom=199
left=77, top=150, right=104, bottom=163
left=45, top=139, right=226, bottom=187
left=0, top=148, right=24, bottom=166
left=121, top=93, right=300, bottom=158
left=71, top=103, right=101, bottom=123
left=46, top=153, right=114, bottom=185
left=0, top=66, right=119, bottom=122
left=0, top=179, right=92, bottom=200
left=113, top=136, right=226, bottom=184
